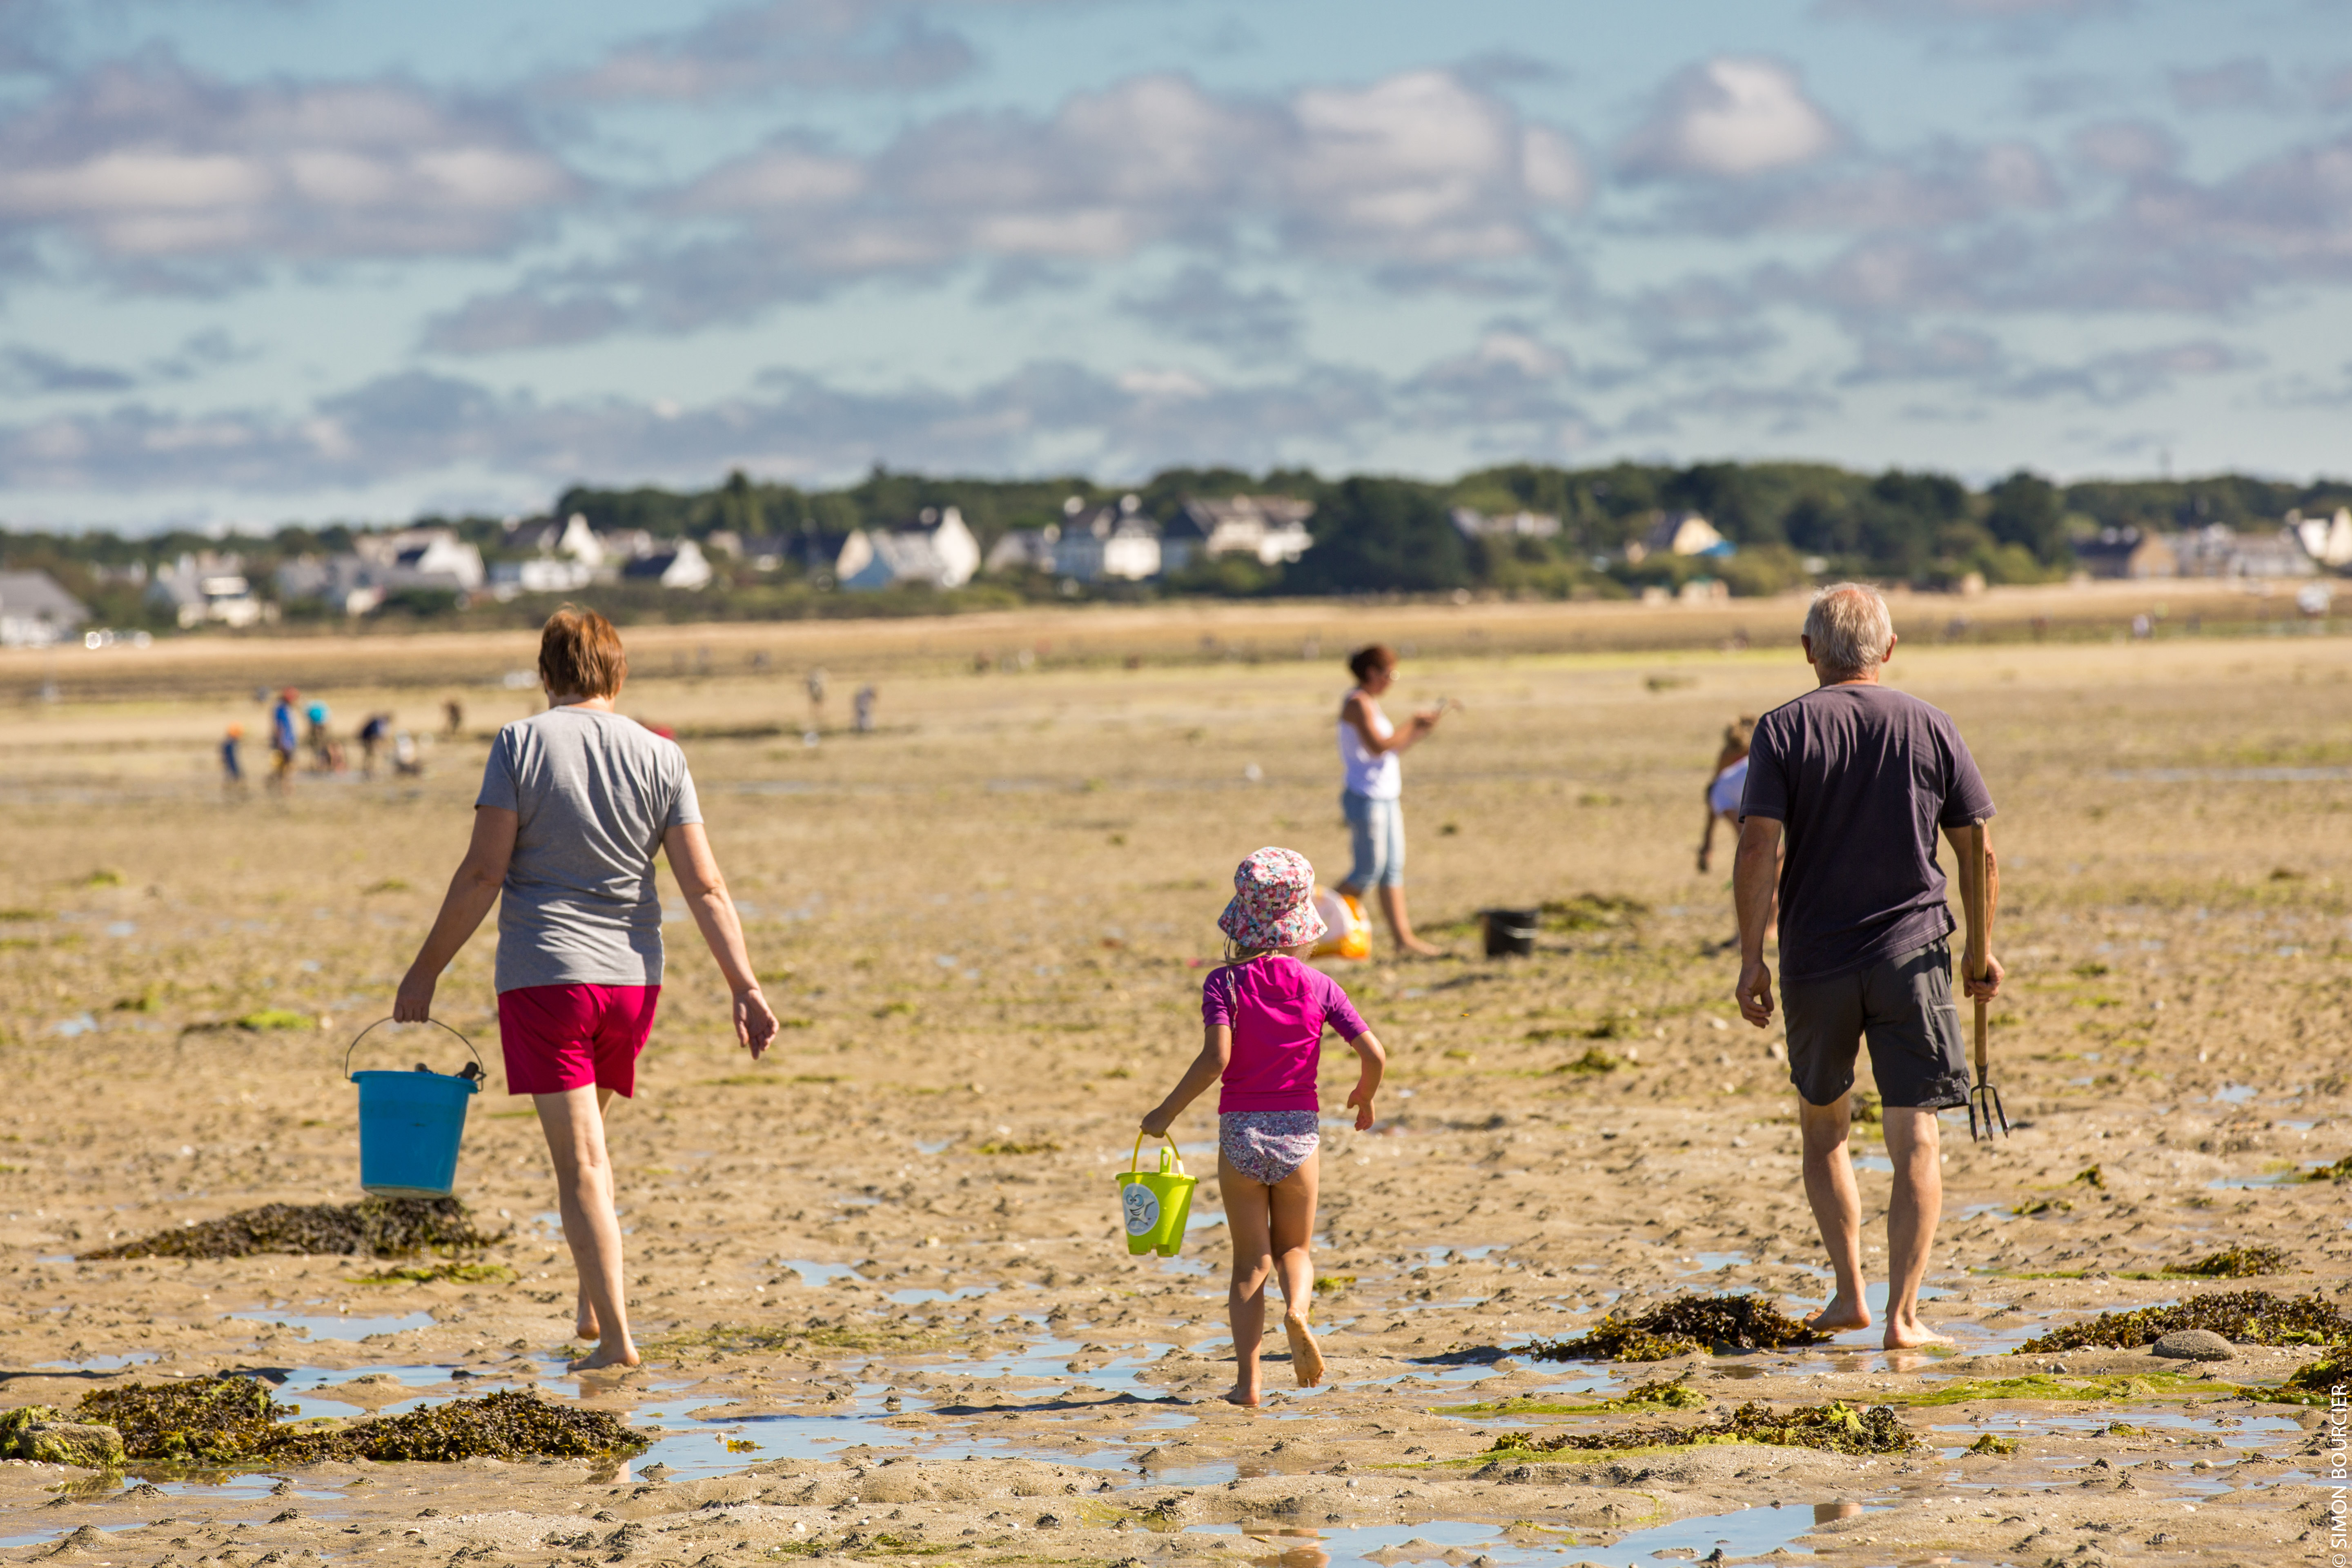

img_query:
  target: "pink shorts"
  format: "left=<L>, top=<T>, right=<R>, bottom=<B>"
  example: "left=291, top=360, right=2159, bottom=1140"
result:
left=497, top=984, right=660, bottom=1097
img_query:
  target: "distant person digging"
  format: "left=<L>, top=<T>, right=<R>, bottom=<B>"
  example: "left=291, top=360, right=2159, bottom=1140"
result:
left=1732, top=584, right=2001, bottom=1352
left=1334, top=644, right=1454, bottom=958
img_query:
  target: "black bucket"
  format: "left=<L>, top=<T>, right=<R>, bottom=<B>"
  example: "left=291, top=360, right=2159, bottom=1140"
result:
left=1479, top=907, right=1538, bottom=958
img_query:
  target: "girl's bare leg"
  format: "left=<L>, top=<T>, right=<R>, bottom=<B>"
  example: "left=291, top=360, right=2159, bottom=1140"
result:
left=538, top=1086, right=639, bottom=1370
left=1270, top=1151, right=1323, bottom=1385
left=1218, top=1154, right=1276, bottom=1406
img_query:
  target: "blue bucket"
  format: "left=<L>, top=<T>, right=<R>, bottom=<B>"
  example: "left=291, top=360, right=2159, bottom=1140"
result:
left=345, top=1019, right=484, bottom=1198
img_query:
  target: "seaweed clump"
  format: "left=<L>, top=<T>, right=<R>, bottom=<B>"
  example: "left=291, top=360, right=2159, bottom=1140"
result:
left=67, top=1378, right=641, bottom=1464
left=2279, top=1350, right=2352, bottom=1403
left=2173, top=1245, right=2293, bottom=1278
left=82, top=1198, right=504, bottom=1261
left=1487, top=1400, right=1915, bottom=1458
left=1525, top=1294, right=1831, bottom=1362
left=2016, top=1290, right=2352, bottom=1354
left=1597, top=1379, right=1709, bottom=1412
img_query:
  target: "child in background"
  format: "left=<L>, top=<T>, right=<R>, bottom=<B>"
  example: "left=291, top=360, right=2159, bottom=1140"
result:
left=1695, top=715, right=1757, bottom=874
left=220, top=724, right=244, bottom=788
left=1142, top=847, right=1385, bottom=1406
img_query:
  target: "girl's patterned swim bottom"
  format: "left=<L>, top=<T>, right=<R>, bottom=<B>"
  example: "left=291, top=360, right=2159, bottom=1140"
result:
left=1218, top=1109, right=1321, bottom=1185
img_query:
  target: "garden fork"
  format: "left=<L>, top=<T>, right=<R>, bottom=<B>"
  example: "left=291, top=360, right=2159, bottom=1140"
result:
left=1964, top=818, right=2007, bottom=1142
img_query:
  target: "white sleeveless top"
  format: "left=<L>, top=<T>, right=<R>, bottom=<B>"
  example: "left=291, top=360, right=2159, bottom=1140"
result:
left=1338, top=690, right=1401, bottom=800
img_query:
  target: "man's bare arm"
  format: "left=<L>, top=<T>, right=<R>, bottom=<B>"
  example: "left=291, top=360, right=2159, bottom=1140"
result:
left=1732, top=816, right=1782, bottom=1027
left=1944, top=819, right=2005, bottom=1001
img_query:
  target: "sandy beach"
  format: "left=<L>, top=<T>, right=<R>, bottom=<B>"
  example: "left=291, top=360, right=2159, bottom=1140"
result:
left=3, top=600, right=2348, bottom=1566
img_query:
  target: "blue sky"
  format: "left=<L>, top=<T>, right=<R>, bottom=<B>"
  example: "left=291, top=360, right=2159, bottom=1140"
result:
left=1, top=0, right=2348, bottom=533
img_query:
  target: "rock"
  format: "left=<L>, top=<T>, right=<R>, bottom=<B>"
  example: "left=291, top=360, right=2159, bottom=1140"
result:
left=2152, top=1330, right=2236, bottom=1361
left=1, top=1410, right=127, bottom=1469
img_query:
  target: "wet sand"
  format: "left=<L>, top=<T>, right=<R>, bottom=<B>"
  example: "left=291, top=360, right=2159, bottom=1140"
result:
left=3, top=615, right=2349, bottom=1565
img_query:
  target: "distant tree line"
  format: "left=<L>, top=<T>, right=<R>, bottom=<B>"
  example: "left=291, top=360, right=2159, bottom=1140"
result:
left=5, top=461, right=2347, bottom=630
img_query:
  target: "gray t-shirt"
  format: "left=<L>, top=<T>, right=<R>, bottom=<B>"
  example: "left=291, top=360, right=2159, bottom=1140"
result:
left=1740, top=682, right=1994, bottom=985
left=475, top=707, right=702, bottom=992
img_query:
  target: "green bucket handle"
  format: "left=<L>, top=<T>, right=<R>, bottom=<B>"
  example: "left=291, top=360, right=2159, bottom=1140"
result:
left=1127, top=1129, right=1185, bottom=1179
left=343, top=1016, right=484, bottom=1088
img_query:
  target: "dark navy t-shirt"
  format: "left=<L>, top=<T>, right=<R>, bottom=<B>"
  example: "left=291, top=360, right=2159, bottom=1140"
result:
left=1740, top=682, right=1994, bottom=984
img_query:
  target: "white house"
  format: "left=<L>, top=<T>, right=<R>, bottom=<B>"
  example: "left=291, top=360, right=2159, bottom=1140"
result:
left=1450, top=508, right=1562, bottom=541
left=504, top=512, right=604, bottom=567
left=620, top=539, right=713, bottom=590
left=2176, top=525, right=2318, bottom=579
left=277, top=528, right=485, bottom=615
left=837, top=506, right=980, bottom=591
left=1165, top=495, right=1314, bottom=572
left=148, top=553, right=265, bottom=628
left=2289, top=506, right=2352, bottom=569
left=0, top=570, right=89, bottom=647
left=1055, top=495, right=1162, bottom=582
left=985, top=523, right=1060, bottom=574
left=1638, top=511, right=1728, bottom=558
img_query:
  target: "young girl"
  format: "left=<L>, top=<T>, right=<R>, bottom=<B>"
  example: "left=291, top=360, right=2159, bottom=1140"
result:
left=1141, top=846, right=1386, bottom=1406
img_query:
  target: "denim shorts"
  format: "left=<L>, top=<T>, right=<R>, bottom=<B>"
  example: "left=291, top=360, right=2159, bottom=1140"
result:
left=1341, top=789, right=1405, bottom=888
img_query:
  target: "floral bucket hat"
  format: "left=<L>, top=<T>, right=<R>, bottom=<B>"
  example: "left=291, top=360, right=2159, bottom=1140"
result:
left=1218, top=846, right=1328, bottom=951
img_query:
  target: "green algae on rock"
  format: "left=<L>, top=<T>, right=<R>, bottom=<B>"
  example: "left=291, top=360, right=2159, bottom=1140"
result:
left=1523, top=1294, right=1832, bottom=1362
left=1486, top=1399, right=1916, bottom=1458
left=2015, top=1289, right=2352, bottom=1354
left=67, top=1377, right=642, bottom=1464
left=2172, top=1245, right=2294, bottom=1278
left=0, top=1405, right=127, bottom=1468
left=81, top=1197, right=505, bottom=1261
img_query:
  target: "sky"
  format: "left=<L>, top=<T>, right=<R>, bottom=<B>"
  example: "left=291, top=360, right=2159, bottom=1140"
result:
left=1, top=0, right=2349, bottom=534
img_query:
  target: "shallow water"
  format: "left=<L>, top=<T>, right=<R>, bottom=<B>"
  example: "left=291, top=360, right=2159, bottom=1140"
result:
left=225, top=1309, right=437, bottom=1340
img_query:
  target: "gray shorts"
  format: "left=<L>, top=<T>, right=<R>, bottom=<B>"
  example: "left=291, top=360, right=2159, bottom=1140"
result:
left=1780, top=938, right=1971, bottom=1110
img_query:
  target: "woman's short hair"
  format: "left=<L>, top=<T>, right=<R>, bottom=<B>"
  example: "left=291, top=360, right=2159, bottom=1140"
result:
left=1723, top=714, right=1757, bottom=753
left=539, top=606, right=628, bottom=699
left=1347, top=644, right=1397, bottom=684
left=1802, top=584, right=1894, bottom=679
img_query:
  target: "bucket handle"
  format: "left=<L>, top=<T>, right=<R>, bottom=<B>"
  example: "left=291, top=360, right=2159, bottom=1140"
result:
left=344, top=1016, right=484, bottom=1086
left=1126, top=1129, right=1187, bottom=1180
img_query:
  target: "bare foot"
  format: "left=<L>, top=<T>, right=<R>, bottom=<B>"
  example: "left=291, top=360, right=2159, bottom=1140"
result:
left=569, top=1341, right=641, bottom=1372
left=1396, top=938, right=1445, bottom=959
left=1285, top=1315, right=1325, bottom=1387
left=575, top=1304, right=601, bottom=1342
left=1221, top=1385, right=1261, bottom=1407
left=1804, top=1294, right=1872, bottom=1335
left=1883, top=1319, right=1951, bottom=1351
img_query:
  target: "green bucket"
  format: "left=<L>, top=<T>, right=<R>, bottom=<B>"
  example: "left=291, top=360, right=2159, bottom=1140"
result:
left=1116, top=1131, right=1198, bottom=1257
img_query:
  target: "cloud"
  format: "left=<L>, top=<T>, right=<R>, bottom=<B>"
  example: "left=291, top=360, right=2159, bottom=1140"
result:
left=2169, top=58, right=2276, bottom=113
left=0, top=346, right=135, bottom=394
left=554, top=0, right=978, bottom=100
left=1754, top=126, right=2352, bottom=316
left=0, top=360, right=1403, bottom=497
left=1647, top=137, right=2059, bottom=235
left=0, top=52, right=578, bottom=277
left=1115, top=266, right=1302, bottom=354
left=1840, top=325, right=2255, bottom=402
left=2069, top=119, right=2180, bottom=175
left=1618, top=58, right=1838, bottom=180
left=424, top=69, right=1589, bottom=351
left=1819, top=0, right=2119, bottom=20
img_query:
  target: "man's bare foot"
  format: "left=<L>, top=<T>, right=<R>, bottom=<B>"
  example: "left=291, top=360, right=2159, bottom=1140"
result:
left=1804, top=1294, right=1872, bottom=1334
left=569, top=1342, right=641, bottom=1372
left=1221, top=1385, right=1261, bottom=1407
left=1883, top=1319, right=1950, bottom=1351
left=1285, top=1315, right=1325, bottom=1387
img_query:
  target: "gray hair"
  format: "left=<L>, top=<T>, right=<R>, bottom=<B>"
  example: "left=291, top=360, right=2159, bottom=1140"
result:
left=1803, top=583, right=1895, bottom=677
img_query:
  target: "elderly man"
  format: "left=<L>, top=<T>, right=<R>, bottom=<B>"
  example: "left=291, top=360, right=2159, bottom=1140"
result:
left=1733, top=584, right=2002, bottom=1350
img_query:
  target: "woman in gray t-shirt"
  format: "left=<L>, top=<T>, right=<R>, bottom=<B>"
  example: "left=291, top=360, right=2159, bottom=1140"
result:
left=396, top=607, right=778, bottom=1371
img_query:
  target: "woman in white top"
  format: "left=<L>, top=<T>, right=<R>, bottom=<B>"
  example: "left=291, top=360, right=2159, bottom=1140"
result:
left=1695, top=715, right=1757, bottom=874
left=1336, top=644, right=1449, bottom=957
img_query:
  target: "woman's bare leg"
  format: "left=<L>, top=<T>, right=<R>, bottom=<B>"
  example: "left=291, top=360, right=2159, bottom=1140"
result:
left=1219, top=1154, right=1275, bottom=1406
left=1270, top=1152, right=1323, bottom=1385
left=1376, top=886, right=1442, bottom=957
left=567, top=1089, right=617, bottom=1340
left=538, top=1086, right=639, bottom=1370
